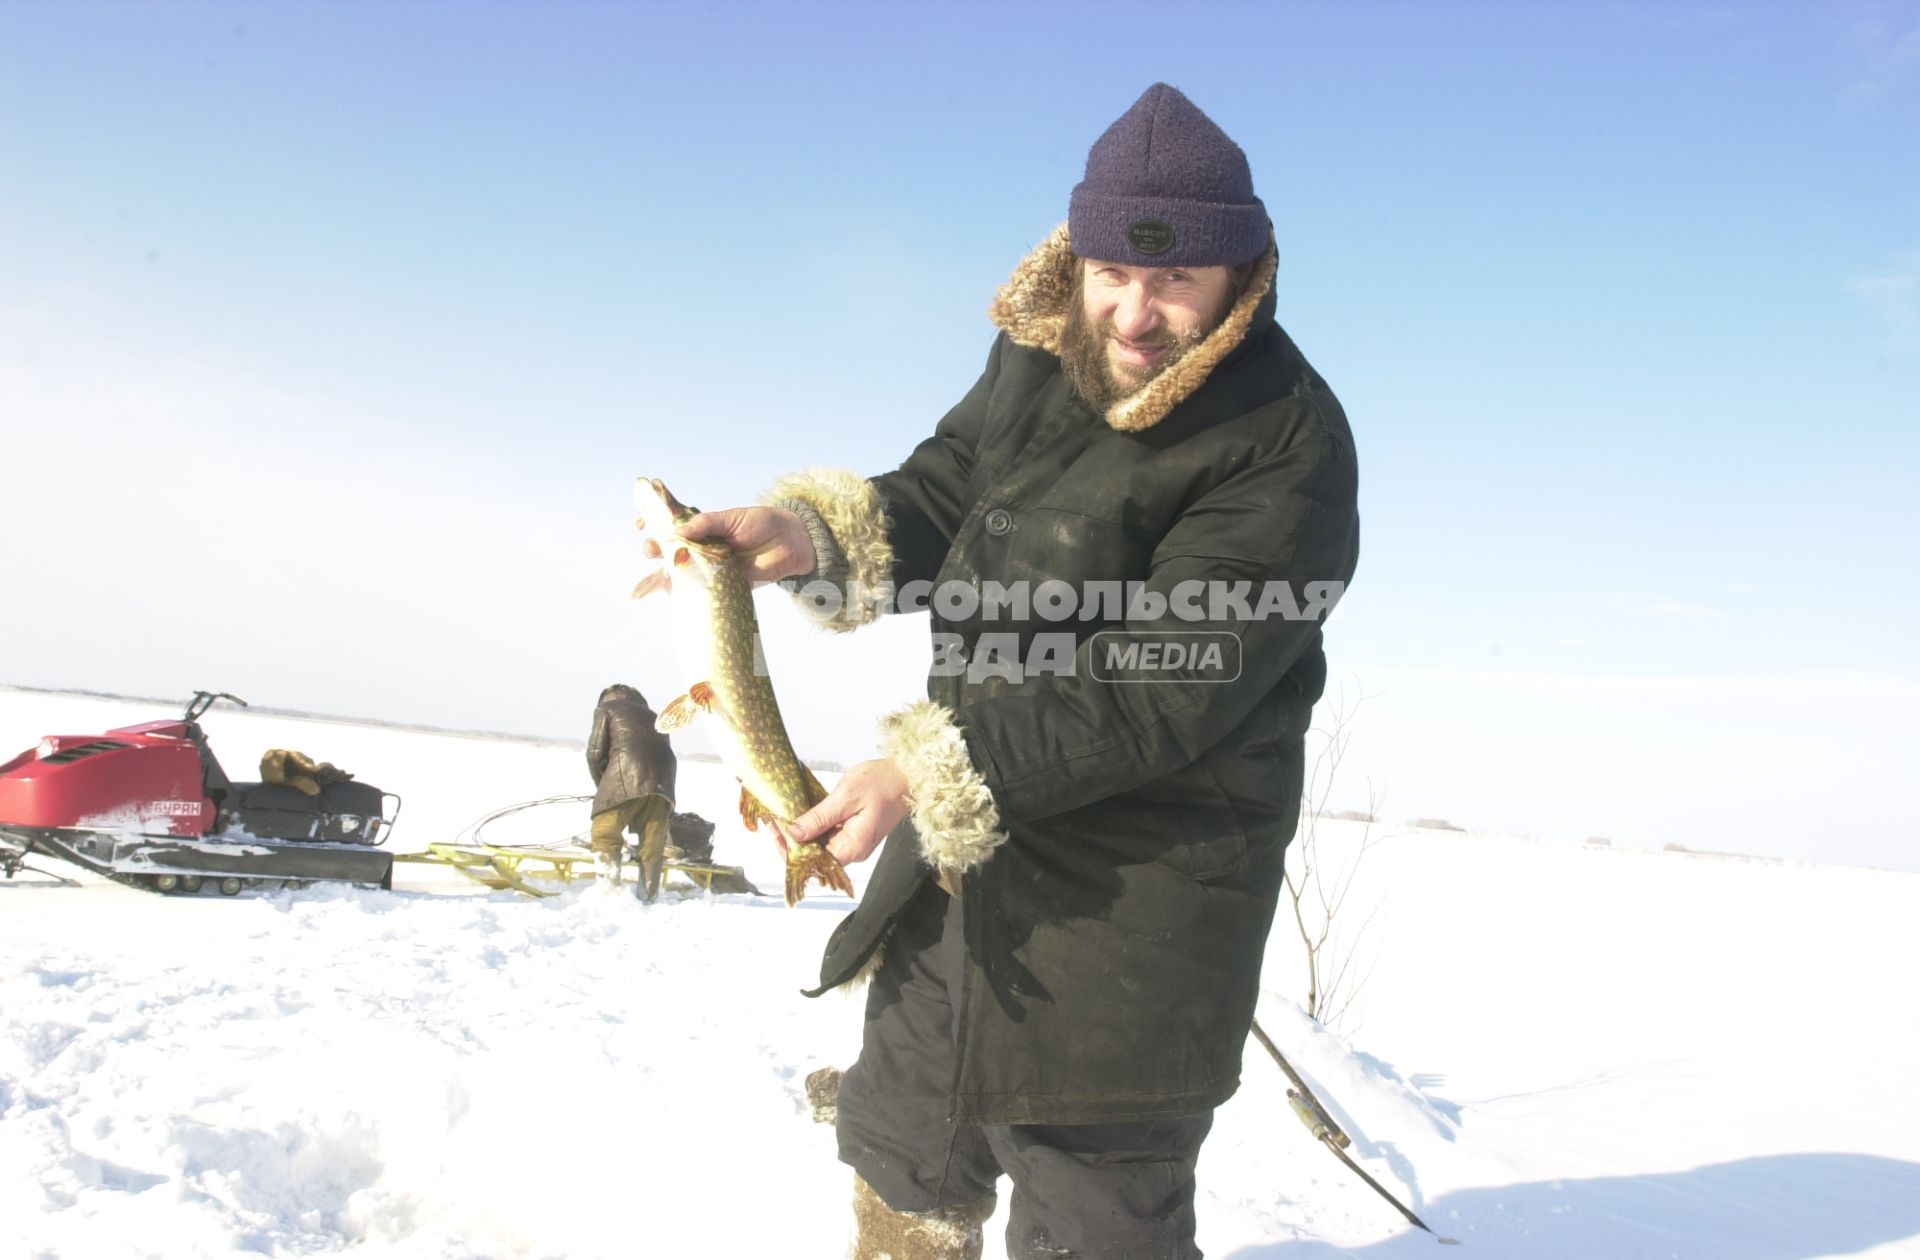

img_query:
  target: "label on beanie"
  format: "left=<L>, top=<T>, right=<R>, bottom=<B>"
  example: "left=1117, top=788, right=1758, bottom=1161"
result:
left=1127, top=219, right=1175, bottom=255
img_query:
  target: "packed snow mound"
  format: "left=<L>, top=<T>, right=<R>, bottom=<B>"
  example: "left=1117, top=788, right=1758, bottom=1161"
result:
left=1255, top=995, right=1461, bottom=1151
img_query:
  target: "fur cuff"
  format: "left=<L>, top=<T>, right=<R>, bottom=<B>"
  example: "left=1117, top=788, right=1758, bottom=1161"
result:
left=879, top=700, right=1008, bottom=874
left=762, top=468, right=894, bottom=633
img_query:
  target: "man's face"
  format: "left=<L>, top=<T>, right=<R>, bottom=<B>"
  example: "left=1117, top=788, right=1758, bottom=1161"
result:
left=1062, top=259, right=1238, bottom=408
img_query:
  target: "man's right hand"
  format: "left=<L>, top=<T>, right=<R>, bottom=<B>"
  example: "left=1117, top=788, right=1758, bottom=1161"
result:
left=674, top=506, right=816, bottom=586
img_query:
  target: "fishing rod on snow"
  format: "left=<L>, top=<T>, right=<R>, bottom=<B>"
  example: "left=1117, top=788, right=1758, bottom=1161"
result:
left=1248, top=1018, right=1460, bottom=1246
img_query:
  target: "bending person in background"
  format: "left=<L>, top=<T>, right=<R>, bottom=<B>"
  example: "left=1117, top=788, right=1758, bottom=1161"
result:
left=585, top=683, right=677, bottom=900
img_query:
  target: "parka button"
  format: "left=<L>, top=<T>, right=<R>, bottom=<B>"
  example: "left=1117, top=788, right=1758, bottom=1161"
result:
left=985, top=508, right=1014, bottom=536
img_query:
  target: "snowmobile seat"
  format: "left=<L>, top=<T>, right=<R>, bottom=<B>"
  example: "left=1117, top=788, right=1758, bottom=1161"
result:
left=229, top=780, right=389, bottom=845
left=231, top=782, right=323, bottom=841
left=316, top=780, right=388, bottom=843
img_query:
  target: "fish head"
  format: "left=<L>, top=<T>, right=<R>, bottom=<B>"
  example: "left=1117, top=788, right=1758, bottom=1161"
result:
left=634, top=477, right=698, bottom=529
left=631, top=476, right=719, bottom=594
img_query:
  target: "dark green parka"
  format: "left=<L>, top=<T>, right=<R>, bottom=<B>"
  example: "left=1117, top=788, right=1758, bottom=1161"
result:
left=780, top=226, right=1359, bottom=1125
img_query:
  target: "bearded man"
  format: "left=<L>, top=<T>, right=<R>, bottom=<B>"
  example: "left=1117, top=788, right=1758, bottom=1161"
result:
left=678, top=84, right=1360, bottom=1259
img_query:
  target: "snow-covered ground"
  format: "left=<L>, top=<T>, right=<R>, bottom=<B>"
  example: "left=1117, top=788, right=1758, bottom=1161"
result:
left=3, top=687, right=1918, bottom=1258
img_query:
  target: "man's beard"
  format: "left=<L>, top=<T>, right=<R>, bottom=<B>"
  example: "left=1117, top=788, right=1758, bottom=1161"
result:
left=1059, top=277, right=1235, bottom=412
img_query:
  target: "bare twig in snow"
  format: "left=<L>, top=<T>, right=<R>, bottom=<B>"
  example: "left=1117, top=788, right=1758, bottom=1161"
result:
left=1283, top=688, right=1383, bottom=1031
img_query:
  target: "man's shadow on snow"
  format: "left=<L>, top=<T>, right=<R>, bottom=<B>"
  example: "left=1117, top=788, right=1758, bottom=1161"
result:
left=1224, top=1152, right=1920, bottom=1259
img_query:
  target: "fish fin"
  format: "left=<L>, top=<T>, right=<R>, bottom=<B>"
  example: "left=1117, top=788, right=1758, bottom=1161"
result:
left=673, top=545, right=692, bottom=566
left=690, top=681, right=716, bottom=709
left=801, top=764, right=830, bottom=808
left=738, top=783, right=775, bottom=833
left=656, top=692, right=701, bottom=731
left=783, top=841, right=855, bottom=908
left=631, top=569, right=670, bottom=600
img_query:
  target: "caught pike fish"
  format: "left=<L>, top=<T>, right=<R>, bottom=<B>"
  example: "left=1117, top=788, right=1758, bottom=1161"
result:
left=630, top=477, right=856, bottom=907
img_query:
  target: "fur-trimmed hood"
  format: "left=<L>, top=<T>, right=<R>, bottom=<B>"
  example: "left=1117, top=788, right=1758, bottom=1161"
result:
left=986, top=222, right=1278, bottom=433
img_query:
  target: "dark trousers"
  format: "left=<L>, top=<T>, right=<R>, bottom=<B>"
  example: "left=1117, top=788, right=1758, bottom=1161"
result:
left=836, top=879, right=1213, bottom=1259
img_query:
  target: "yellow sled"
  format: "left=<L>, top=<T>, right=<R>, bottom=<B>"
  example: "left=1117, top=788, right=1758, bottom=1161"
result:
left=394, top=843, right=760, bottom=899
left=665, top=860, right=762, bottom=897
left=393, top=842, right=590, bottom=897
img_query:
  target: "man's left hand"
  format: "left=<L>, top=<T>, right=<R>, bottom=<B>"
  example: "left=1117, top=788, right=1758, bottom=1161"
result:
left=785, top=759, right=910, bottom=866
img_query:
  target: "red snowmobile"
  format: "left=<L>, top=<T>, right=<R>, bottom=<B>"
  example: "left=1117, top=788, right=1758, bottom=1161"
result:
left=0, top=691, right=398, bottom=894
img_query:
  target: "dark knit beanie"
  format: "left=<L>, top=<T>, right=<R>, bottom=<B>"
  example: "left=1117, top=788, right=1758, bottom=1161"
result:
left=1068, top=83, right=1268, bottom=268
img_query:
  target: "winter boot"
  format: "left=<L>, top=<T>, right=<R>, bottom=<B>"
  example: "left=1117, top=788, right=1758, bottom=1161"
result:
left=632, top=803, right=670, bottom=901
left=593, top=850, right=623, bottom=887
left=804, top=1065, right=842, bottom=1123
left=851, top=1175, right=994, bottom=1260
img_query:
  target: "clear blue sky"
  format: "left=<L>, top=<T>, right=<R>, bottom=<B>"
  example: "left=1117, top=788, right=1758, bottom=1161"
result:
left=2, top=2, right=1915, bottom=867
